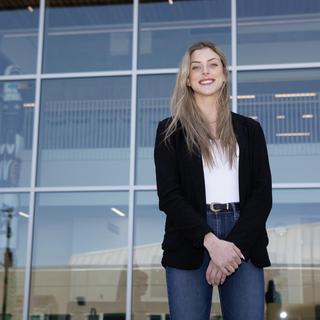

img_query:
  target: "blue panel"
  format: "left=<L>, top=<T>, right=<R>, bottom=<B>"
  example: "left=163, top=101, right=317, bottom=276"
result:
left=37, top=77, right=131, bottom=186
left=0, top=4, right=39, bottom=75
left=0, top=80, right=35, bottom=187
left=238, top=0, right=320, bottom=64
left=138, top=0, right=231, bottom=68
left=135, top=74, right=174, bottom=185
left=43, top=1, right=133, bottom=73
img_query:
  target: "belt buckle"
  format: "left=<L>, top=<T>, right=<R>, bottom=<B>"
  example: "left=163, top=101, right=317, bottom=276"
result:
left=210, top=203, right=222, bottom=213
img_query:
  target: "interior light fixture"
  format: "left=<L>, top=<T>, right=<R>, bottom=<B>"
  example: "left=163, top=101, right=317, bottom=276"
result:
left=111, top=207, right=125, bottom=217
left=18, top=211, right=30, bottom=218
left=302, top=114, right=313, bottom=119
left=168, top=0, right=174, bottom=4
left=276, top=115, right=285, bottom=120
left=23, top=102, right=35, bottom=108
left=27, top=6, right=34, bottom=12
left=280, top=311, right=288, bottom=319
left=275, top=92, right=316, bottom=98
left=237, top=95, right=256, bottom=99
left=276, top=132, right=310, bottom=137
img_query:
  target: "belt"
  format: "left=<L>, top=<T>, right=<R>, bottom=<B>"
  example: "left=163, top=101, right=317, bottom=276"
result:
left=206, top=202, right=240, bottom=213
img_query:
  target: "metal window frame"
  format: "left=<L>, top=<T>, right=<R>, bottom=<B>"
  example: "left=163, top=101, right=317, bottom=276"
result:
left=0, top=0, right=318, bottom=319
left=22, top=0, right=46, bottom=318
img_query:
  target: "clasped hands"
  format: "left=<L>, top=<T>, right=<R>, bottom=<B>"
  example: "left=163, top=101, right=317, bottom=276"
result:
left=203, top=232, right=244, bottom=286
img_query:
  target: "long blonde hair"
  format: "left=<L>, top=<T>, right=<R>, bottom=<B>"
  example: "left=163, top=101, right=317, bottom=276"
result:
left=164, top=40, right=237, bottom=168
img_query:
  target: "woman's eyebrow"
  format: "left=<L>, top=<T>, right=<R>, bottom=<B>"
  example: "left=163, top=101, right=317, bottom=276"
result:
left=191, top=58, right=218, bottom=64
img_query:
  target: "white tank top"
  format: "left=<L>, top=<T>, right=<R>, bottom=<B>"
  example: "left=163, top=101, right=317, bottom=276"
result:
left=202, top=140, right=240, bottom=204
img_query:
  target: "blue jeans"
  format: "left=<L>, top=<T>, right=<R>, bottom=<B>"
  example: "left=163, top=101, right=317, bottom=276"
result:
left=166, top=209, right=265, bottom=320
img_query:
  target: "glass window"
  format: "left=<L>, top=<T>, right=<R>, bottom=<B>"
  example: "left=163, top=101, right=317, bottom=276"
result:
left=43, top=0, right=133, bottom=73
left=133, top=191, right=168, bottom=319
left=0, top=1, right=39, bottom=75
left=265, top=189, right=320, bottom=320
left=237, top=69, right=320, bottom=183
left=138, top=0, right=231, bottom=69
left=30, top=192, right=128, bottom=319
left=0, top=193, right=30, bottom=320
left=237, top=0, right=320, bottom=65
left=135, top=75, right=175, bottom=185
left=0, top=80, right=35, bottom=187
left=37, top=77, right=131, bottom=187
left=132, top=188, right=320, bottom=319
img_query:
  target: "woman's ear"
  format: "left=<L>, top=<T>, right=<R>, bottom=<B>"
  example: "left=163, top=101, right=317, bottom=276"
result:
left=186, top=78, right=191, bottom=87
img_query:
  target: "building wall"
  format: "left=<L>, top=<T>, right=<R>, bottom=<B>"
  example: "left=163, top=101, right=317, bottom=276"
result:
left=0, top=0, right=320, bottom=319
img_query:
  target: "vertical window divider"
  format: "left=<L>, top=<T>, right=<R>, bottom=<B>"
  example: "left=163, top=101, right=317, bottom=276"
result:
left=22, top=0, right=46, bottom=319
left=231, top=0, right=238, bottom=113
left=127, top=0, right=139, bottom=319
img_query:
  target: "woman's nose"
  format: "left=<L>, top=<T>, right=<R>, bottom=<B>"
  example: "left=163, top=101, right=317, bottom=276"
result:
left=202, top=67, right=209, bottom=75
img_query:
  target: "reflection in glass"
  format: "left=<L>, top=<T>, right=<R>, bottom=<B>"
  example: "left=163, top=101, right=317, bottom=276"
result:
left=30, top=192, right=128, bottom=320
left=133, top=191, right=168, bottom=320
left=237, top=0, right=320, bottom=65
left=135, top=75, right=175, bottom=185
left=0, top=1, right=39, bottom=75
left=265, top=189, right=320, bottom=320
left=132, top=188, right=320, bottom=320
left=138, top=0, right=231, bottom=69
left=43, top=0, right=133, bottom=73
left=0, top=80, right=35, bottom=187
left=237, top=69, right=320, bottom=183
left=37, top=77, right=131, bottom=187
left=0, top=193, right=29, bottom=320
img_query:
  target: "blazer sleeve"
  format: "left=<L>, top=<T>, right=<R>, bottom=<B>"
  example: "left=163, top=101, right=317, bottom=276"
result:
left=225, top=121, right=272, bottom=259
left=154, top=120, right=212, bottom=248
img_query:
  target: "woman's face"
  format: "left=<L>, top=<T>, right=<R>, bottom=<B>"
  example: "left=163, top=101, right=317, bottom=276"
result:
left=188, top=47, right=226, bottom=100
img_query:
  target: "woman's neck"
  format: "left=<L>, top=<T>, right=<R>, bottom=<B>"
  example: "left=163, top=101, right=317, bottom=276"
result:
left=194, top=94, right=219, bottom=124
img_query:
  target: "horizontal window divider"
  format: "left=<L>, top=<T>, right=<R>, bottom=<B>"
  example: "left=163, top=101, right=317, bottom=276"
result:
left=2, top=64, right=320, bottom=82
left=0, top=186, right=131, bottom=193
left=1, top=183, right=319, bottom=193
left=0, top=74, right=37, bottom=81
left=0, top=188, right=32, bottom=193
left=237, top=62, right=320, bottom=71
left=273, top=182, right=320, bottom=189
left=40, top=70, right=133, bottom=79
left=133, top=185, right=157, bottom=190
left=136, top=68, right=178, bottom=75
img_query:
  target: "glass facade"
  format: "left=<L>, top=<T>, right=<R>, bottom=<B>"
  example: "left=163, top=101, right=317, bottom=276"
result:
left=237, top=0, right=320, bottom=65
left=0, top=0, right=319, bottom=319
left=0, top=193, right=29, bottom=320
left=30, top=192, right=128, bottom=319
left=237, top=69, right=320, bottom=183
left=43, top=1, right=133, bottom=73
left=37, top=77, right=131, bottom=186
left=0, top=2, right=39, bottom=75
left=138, top=0, right=231, bottom=68
left=0, top=80, right=35, bottom=187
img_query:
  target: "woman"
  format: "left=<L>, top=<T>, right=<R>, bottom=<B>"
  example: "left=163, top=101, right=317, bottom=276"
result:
left=154, top=41, right=272, bottom=320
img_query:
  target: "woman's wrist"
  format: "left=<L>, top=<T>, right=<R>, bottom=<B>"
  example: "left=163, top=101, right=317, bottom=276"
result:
left=203, top=232, right=219, bottom=249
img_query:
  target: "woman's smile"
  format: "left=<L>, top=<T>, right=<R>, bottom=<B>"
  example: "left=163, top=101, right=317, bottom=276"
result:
left=199, top=78, right=215, bottom=85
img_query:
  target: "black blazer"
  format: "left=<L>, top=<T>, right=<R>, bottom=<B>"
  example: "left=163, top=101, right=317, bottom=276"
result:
left=154, top=112, right=272, bottom=269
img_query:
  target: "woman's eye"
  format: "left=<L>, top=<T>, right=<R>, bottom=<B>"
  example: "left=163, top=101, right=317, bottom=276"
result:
left=192, top=65, right=200, bottom=70
left=210, top=63, right=218, bottom=67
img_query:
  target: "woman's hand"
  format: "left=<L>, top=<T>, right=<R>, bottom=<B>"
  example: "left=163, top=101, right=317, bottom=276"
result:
left=206, top=260, right=227, bottom=286
left=203, top=232, right=244, bottom=275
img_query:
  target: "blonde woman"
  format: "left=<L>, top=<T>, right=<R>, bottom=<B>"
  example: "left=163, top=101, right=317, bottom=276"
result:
left=154, top=41, right=272, bottom=320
